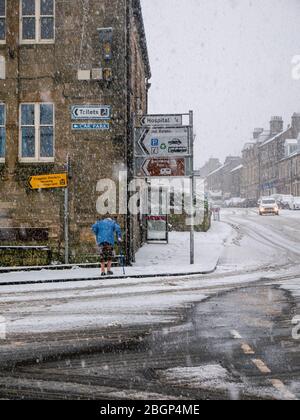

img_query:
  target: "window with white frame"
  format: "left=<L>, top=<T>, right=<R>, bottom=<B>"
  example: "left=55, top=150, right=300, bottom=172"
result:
left=20, top=103, right=54, bottom=162
left=0, top=55, right=5, bottom=79
left=0, top=0, right=5, bottom=42
left=21, top=0, right=55, bottom=43
left=0, top=103, right=5, bottom=161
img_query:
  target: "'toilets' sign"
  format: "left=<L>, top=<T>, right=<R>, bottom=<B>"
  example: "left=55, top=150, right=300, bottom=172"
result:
left=71, top=105, right=111, bottom=120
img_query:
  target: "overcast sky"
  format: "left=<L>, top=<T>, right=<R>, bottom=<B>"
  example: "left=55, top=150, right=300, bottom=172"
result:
left=141, top=0, right=300, bottom=167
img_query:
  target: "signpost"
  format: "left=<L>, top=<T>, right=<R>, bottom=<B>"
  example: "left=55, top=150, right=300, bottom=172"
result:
left=71, top=105, right=111, bottom=120
left=136, top=126, right=190, bottom=157
left=134, top=111, right=195, bottom=264
left=72, top=123, right=110, bottom=131
left=140, top=158, right=186, bottom=177
left=28, top=168, right=70, bottom=264
left=28, top=174, right=68, bottom=190
left=140, top=114, right=183, bottom=127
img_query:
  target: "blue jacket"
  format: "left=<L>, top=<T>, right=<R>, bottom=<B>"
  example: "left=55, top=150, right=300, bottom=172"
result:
left=92, top=218, right=122, bottom=246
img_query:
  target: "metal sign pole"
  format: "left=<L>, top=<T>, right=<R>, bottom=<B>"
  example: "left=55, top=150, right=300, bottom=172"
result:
left=64, top=156, right=70, bottom=265
left=189, top=111, right=195, bottom=265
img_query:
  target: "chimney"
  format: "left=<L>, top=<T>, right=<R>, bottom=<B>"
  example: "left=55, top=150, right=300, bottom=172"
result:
left=291, top=113, right=300, bottom=138
left=253, top=128, right=264, bottom=140
left=270, top=116, right=283, bottom=136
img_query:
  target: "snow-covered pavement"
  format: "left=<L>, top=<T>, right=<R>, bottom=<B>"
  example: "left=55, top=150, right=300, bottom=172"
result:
left=0, top=222, right=231, bottom=284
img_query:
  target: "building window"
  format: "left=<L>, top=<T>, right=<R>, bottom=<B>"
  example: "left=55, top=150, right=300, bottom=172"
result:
left=0, top=0, right=5, bottom=42
left=20, top=0, right=55, bottom=44
left=20, top=103, right=54, bottom=162
left=0, top=103, right=5, bottom=161
left=0, top=55, right=5, bottom=79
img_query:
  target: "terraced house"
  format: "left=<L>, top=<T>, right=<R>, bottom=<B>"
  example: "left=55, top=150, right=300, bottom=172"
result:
left=241, top=114, right=300, bottom=202
left=0, top=0, right=151, bottom=265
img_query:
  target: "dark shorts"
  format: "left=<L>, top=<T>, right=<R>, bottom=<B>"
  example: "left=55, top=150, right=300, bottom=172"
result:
left=99, top=243, right=114, bottom=263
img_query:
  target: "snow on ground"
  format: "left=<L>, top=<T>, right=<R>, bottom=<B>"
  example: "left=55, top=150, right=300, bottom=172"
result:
left=134, top=222, right=231, bottom=270
left=218, top=208, right=300, bottom=272
left=0, top=222, right=232, bottom=285
left=1, top=264, right=300, bottom=335
left=157, top=364, right=283, bottom=400
left=1, top=209, right=300, bottom=336
left=278, top=278, right=300, bottom=299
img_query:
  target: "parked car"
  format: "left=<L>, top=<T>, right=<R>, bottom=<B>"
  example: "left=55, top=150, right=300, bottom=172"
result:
left=272, top=194, right=294, bottom=210
left=259, top=198, right=279, bottom=216
left=224, top=197, right=246, bottom=208
left=293, top=197, right=300, bottom=210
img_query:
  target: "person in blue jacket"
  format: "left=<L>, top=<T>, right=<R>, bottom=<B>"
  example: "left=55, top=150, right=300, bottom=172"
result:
left=92, top=217, right=122, bottom=276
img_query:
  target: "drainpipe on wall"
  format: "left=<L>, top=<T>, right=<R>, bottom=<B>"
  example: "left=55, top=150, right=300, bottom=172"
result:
left=125, top=0, right=133, bottom=265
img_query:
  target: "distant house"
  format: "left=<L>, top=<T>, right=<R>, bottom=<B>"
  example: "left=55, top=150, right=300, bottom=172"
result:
left=205, top=156, right=242, bottom=200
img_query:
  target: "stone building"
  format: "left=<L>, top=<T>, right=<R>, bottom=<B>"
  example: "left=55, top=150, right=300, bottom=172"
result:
left=197, top=158, right=222, bottom=179
left=259, top=114, right=300, bottom=196
left=242, top=114, right=300, bottom=201
left=278, top=135, right=300, bottom=196
left=230, top=164, right=243, bottom=198
left=241, top=128, right=266, bottom=205
left=205, top=156, right=242, bottom=200
left=0, top=0, right=151, bottom=264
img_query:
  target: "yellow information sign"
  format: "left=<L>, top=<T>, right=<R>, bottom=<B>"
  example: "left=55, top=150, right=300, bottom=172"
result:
left=28, top=173, right=68, bottom=190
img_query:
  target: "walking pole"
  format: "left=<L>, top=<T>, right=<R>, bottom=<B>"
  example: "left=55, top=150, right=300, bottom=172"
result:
left=119, top=242, right=126, bottom=276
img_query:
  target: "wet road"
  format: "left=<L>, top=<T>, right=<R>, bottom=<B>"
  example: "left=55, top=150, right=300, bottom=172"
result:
left=0, top=209, right=300, bottom=400
left=0, top=282, right=299, bottom=400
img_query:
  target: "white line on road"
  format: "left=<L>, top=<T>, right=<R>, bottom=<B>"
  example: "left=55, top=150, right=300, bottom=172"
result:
left=270, top=379, right=298, bottom=401
left=241, top=343, right=255, bottom=355
left=252, top=359, right=271, bottom=374
left=231, top=330, right=243, bottom=339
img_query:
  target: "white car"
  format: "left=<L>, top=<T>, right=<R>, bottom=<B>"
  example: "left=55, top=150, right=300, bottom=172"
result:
left=259, top=198, right=279, bottom=216
left=293, top=197, right=300, bottom=210
left=275, top=195, right=294, bottom=210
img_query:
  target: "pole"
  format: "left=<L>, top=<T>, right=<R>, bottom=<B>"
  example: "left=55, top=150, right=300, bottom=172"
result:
left=189, top=110, right=195, bottom=265
left=125, top=0, right=133, bottom=266
left=64, top=156, right=70, bottom=265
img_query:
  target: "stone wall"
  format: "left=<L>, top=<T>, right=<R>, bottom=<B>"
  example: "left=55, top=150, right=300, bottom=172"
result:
left=0, top=0, right=151, bottom=264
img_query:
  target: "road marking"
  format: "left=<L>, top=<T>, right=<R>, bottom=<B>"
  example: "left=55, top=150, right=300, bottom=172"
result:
left=252, top=359, right=271, bottom=374
left=270, top=379, right=298, bottom=401
left=241, top=343, right=255, bottom=355
left=231, top=330, right=242, bottom=339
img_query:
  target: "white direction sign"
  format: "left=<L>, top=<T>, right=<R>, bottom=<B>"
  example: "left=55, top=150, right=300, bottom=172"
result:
left=137, top=126, right=190, bottom=157
left=140, top=114, right=182, bottom=127
left=71, top=105, right=111, bottom=120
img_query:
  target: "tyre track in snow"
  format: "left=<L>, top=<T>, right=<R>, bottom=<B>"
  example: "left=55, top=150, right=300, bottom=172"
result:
left=222, top=210, right=300, bottom=262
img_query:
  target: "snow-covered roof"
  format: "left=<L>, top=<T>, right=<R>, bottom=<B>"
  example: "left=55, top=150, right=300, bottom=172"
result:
left=242, top=142, right=255, bottom=151
left=259, top=128, right=290, bottom=148
left=257, top=130, right=271, bottom=144
left=285, top=139, right=298, bottom=145
left=231, top=164, right=244, bottom=173
left=280, top=150, right=300, bottom=162
left=206, top=164, right=225, bottom=177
